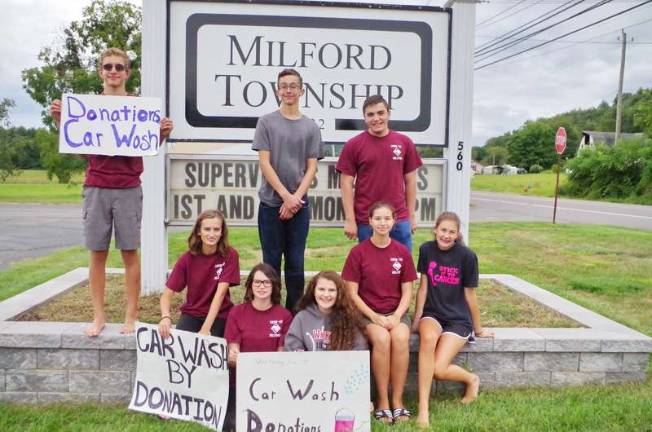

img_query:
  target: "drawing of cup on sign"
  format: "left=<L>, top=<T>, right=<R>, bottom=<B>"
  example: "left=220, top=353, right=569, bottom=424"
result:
left=334, top=407, right=355, bottom=432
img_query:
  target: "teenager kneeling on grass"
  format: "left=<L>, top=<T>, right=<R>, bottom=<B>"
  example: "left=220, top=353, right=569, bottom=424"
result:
left=284, top=271, right=367, bottom=352
left=412, top=211, right=494, bottom=428
left=342, top=202, right=417, bottom=424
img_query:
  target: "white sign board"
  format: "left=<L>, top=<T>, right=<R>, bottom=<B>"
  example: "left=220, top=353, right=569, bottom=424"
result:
left=129, top=323, right=229, bottom=430
left=59, top=94, right=162, bottom=156
left=237, top=351, right=370, bottom=432
left=168, top=1, right=450, bottom=145
left=168, top=156, right=444, bottom=227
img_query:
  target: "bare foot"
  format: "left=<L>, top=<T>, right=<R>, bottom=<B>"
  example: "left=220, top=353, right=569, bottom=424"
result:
left=84, top=321, right=106, bottom=337
left=120, top=321, right=136, bottom=334
left=416, top=413, right=430, bottom=428
left=461, top=374, right=480, bottom=404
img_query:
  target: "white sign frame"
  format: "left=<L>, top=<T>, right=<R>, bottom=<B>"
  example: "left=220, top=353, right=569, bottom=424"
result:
left=236, top=351, right=370, bottom=432
left=167, top=0, right=451, bottom=146
left=129, top=323, right=230, bottom=430
left=141, top=0, right=477, bottom=296
left=58, top=93, right=162, bottom=156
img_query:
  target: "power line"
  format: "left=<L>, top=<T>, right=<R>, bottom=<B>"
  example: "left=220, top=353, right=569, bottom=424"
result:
left=476, top=0, right=584, bottom=53
left=475, top=0, right=613, bottom=61
left=476, top=16, right=652, bottom=68
left=476, top=0, right=543, bottom=28
left=476, top=0, right=529, bottom=27
left=475, top=0, right=652, bottom=70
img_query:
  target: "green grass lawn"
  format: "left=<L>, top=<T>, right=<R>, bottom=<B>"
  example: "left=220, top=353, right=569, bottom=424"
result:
left=471, top=172, right=565, bottom=197
left=0, top=170, right=84, bottom=203
left=1, top=377, right=651, bottom=432
left=1, top=222, right=651, bottom=431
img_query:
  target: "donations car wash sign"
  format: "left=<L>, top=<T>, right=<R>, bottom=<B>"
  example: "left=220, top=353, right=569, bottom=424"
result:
left=167, top=1, right=451, bottom=145
left=167, top=155, right=444, bottom=227
left=58, top=94, right=162, bottom=156
left=237, top=351, right=370, bottom=432
left=129, top=323, right=229, bottom=431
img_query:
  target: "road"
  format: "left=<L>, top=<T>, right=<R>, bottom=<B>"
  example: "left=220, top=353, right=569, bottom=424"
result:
left=0, top=203, right=83, bottom=270
left=470, top=191, right=652, bottom=231
left=0, top=193, right=650, bottom=269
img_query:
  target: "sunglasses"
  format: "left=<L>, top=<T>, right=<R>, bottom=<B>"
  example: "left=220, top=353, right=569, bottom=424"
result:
left=102, top=63, right=127, bottom=72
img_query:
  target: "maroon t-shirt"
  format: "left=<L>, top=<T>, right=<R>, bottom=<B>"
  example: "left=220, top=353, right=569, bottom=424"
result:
left=224, top=303, right=292, bottom=352
left=341, top=239, right=418, bottom=314
left=336, top=130, right=422, bottom=224
left=83, top=155, right=143, bottom=188
left=166, top=248, right=240, bottom=319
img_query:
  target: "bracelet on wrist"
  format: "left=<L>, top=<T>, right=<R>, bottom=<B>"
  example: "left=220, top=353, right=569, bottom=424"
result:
left=160, top=316, right=172, bottom=323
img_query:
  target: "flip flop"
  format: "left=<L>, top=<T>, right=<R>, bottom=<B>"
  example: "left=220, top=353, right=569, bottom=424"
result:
left=374, top=409, right=393, bottom=424
left=392, top=407, right=411, bottom=422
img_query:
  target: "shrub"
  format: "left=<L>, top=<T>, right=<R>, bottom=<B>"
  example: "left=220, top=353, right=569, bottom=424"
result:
left=563, top=138, right=652, bottom=202
left=529, top=164, right=543, bottom=173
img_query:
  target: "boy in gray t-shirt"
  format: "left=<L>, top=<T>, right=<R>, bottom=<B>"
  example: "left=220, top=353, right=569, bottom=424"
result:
left=252, top=68, right=323, bottom=311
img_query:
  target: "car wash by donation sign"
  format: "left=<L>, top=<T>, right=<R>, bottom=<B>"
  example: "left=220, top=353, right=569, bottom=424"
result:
left=168, top=156, right=443, bottom=227
left=168, top=1, right=451, bottom=145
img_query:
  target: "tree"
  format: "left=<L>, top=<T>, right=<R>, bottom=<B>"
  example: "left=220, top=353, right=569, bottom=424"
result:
left=21, top=0, right=141, bottom=182
left=0, top=98, right=19, bottom=180
left=633, top=89, right=652, bottom=137
left=0, top=98, right=15, bottom=127
left=481, top=146, right=508, bottom=166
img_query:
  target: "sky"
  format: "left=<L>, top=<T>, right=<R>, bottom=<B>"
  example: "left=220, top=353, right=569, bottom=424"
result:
left=2, top=0, right=651, bottom=146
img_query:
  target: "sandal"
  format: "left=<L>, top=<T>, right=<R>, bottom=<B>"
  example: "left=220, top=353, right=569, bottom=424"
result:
left=392, top=407, right=411, bottom=422
left=374, top=409, right=393, bottom=424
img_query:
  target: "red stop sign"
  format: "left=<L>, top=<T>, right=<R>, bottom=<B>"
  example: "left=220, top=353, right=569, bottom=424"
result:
left=555, top=127, right=567, bottom=154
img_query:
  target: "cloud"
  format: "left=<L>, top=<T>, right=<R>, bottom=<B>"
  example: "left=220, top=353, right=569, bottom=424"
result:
left=472, top=1, right=652, bottom=145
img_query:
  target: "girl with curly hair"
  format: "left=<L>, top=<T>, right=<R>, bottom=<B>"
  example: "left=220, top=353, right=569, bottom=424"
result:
left=285, top=271, right=367, bottom=351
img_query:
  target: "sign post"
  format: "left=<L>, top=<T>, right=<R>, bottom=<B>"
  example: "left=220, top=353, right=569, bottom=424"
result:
left=552, top=126, right=566, bottom=224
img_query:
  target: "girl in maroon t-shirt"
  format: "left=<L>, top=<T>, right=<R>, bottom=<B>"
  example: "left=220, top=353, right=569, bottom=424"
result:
left=225, top=263, right=292, bottom=363
left=342, top=202, right=417, bottom=424
left=158, top=210, right=240, bottom=339
left=412, top=212, right=493, bottom=428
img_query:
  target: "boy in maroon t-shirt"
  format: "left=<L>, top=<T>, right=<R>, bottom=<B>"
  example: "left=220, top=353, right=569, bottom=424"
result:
left=336, top=95, right=422, bottom=251
left=49, top=47, right=173, bottom=336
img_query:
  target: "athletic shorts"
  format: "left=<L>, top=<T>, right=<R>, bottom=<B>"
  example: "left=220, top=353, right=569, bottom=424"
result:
left=420, top=312, right=476, bottom=343
left=82, top=186, right=142, bottom=251
left=176, top=313, right=227, bottom=338
left=361, top=312, right=411, bottom=328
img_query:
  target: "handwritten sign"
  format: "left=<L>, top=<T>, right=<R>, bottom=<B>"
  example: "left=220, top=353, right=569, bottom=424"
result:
left=237, top=351, right=370, bottom=432
left=129, top=323, right=229, bottom=431
left=59, top=94, right=162, bottom=156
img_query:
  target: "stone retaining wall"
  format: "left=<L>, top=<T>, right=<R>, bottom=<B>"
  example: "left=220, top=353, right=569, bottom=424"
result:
left=0, top=269, right=650, bottom=403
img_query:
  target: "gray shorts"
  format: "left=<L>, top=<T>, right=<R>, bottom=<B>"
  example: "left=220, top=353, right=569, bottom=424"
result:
left=82, top=186, right=143, bottom=251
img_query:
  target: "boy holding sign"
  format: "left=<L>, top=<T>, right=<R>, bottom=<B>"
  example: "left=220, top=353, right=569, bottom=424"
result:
left=49, top=47, right=173, bottom=336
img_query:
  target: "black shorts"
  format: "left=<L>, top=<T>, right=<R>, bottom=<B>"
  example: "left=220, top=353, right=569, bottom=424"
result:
left=420, top=312, right=475, bottom=343
left=176, top=313, right=227, bottom=338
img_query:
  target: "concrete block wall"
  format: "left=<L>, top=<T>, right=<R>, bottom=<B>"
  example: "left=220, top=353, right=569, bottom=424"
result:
left=0, top=270, right=650, bottom=403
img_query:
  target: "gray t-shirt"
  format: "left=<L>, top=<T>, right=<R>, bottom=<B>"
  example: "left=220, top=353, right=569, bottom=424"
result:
left=252, top=110, right=323, bottom=206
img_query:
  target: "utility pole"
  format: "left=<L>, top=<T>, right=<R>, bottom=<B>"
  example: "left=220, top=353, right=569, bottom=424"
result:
left=615, top=29, right=627, bottom=146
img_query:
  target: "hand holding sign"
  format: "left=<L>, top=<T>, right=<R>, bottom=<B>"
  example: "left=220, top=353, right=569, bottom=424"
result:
left=58, top=94, right=163, bottom=157
left=129, top=323, right=230, bottom=431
